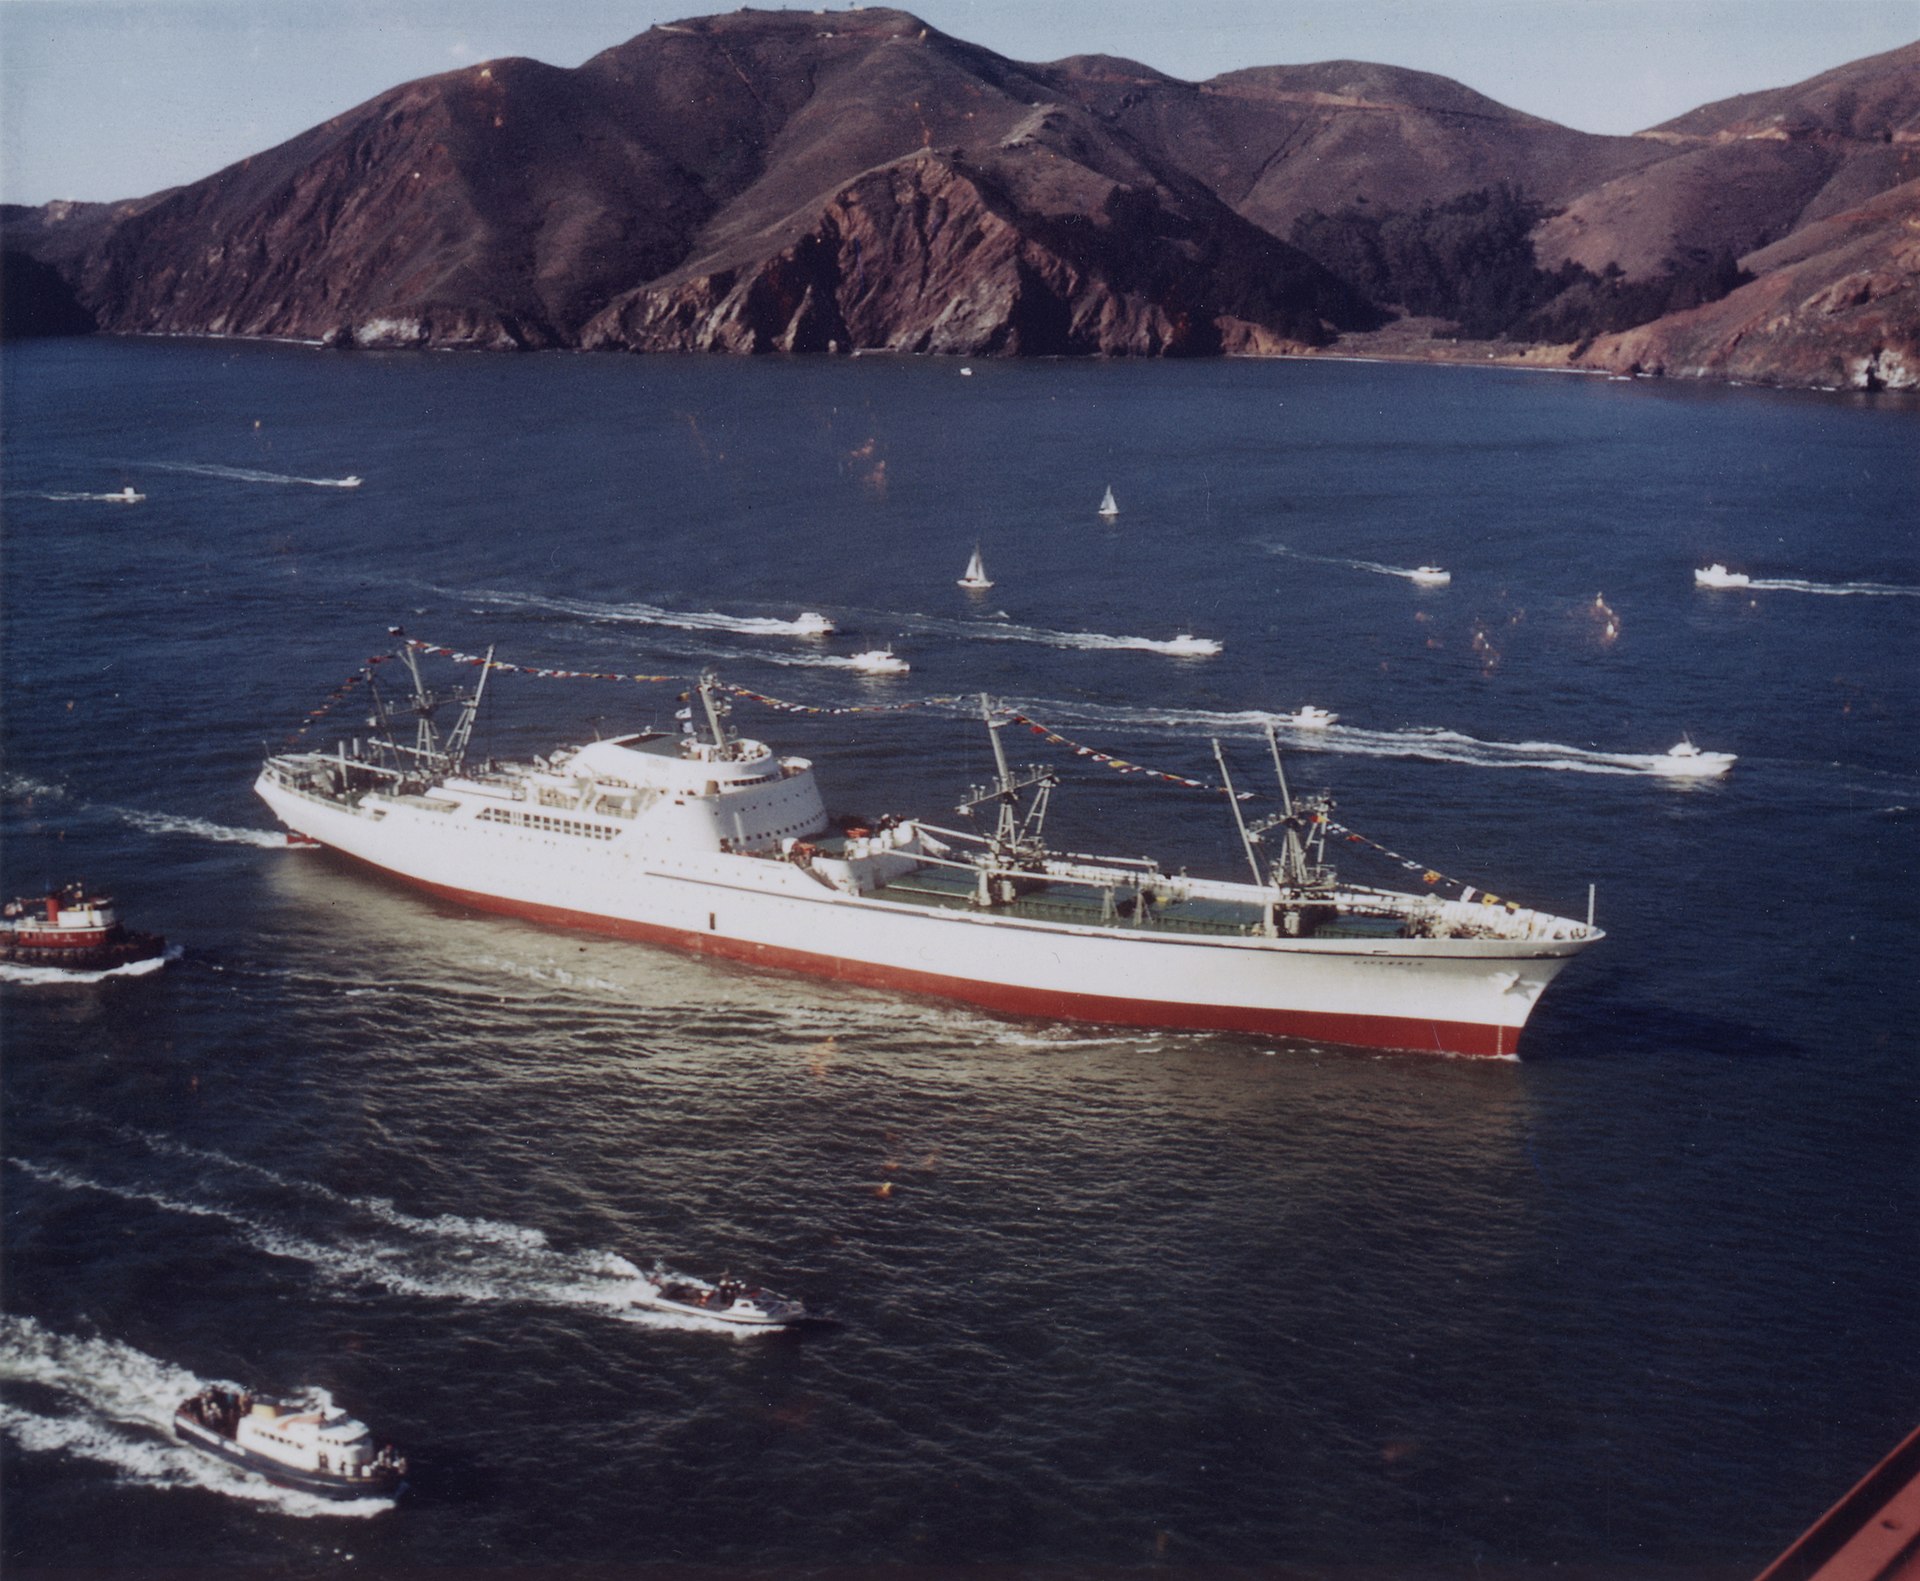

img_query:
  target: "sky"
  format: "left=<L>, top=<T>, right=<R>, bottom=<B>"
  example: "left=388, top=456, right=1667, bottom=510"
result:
left=2, top=0, right=1916, bottom=207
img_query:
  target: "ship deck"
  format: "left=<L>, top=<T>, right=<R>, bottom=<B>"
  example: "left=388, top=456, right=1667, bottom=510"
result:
left=865, top=865, right=1409, bottom=940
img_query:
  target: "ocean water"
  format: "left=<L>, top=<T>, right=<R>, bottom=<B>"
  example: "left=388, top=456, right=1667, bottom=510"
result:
left=2, top=339, right=1915, bottom=1577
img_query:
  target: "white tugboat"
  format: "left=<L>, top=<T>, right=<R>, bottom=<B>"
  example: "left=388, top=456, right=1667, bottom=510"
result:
left=254, top=645, right=1603, bottom=1056
left=174, top=1387, right=405, bottom=1499
left=640, top=1274, right=807, bottom=1327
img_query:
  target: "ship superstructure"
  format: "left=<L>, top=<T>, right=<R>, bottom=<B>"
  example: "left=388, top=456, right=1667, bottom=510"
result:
left=255, top=648, right=1601, bottom=1056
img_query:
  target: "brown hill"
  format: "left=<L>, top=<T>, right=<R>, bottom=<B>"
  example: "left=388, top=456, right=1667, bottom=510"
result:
left=1569, top=177, right=1920, bottom=390
left=2, top=7, right=1914, bottom=388
left=1532, top=43, right=1920, bottom=282
left=1038, top=56, right=1670, bottom=240
left=0, top=8, right=1367, bottom=354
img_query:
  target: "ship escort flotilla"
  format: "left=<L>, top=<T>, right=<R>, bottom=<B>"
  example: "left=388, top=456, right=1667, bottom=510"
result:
left=255, top=642, right=1603, bottom=1056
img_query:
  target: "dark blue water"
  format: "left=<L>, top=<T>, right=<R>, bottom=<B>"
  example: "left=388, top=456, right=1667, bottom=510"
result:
left=3, top=339, right=1916, bottom=1577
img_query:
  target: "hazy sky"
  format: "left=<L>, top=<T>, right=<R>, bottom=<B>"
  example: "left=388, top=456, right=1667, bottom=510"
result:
left=3, top=0, right=1915, bottom=207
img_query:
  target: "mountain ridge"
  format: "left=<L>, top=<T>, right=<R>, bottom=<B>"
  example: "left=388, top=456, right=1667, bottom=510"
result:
left=3, top=8, right=1914, bottom=388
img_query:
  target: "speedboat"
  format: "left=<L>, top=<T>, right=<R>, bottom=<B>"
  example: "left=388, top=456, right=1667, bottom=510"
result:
left=1278, top=705, right=1339, bottom=729
left=1409, top=566, right=1451, bottom=586
left=1158, top=634, right=1222, bottom=657
left=847, top=647, right=910, bottom=675
left=1651, top=739, right=1736, bottom=778
left=174, top=1386, right=405, bottom=1499
left=111, top=486, right=146, bottom=504
left=1694, top=564, right=1751, bottom=589
left=790, top=611, right=837, bottom=636
left=338, top=475, right=363, bottom=489
left=638, top=1275, right=807, bottom=1327
left=1, top=884, right=165, bottom=970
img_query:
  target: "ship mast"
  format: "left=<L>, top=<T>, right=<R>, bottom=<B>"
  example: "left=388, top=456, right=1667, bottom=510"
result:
left=955, top=694, right=1056, bottom=862
left=1246, top=723, right=1335, bottom=892
left=367, top=643, right=492, bottom=785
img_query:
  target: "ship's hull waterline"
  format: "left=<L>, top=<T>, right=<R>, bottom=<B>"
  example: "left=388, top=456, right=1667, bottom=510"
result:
left=257, top=773, right=1588, bottom=1057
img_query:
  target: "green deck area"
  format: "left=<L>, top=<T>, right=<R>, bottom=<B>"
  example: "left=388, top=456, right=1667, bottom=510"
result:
left=868, top=865, right=1269, bottom=937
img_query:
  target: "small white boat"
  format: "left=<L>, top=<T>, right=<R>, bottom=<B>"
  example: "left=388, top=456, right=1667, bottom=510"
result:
left=960, top=366, right=974, bottom=377
left=1651, top=739, right=1736, bottom=778
left=111, top=486, right=146, bottom=504
left=1279, top=705, right=1339, bottom=729
left=1098, top=485, right=1119, bottom=519
left=957, top=545, right=993, bottom=590
left=338, top=475, right=363, bottom=489
left=639, top=1275, right=807, bottom=1327
left=1159, top=633, right=1221, bottom=657
left=174, top=1387, right=404, bottom=1499
left=790, top=611, right=837, bottom=636
left=1694, top=563, right=1751, bottom=589
left=1409, top=566, right=1451, bottom=586
left=848, top=647, right=910, bottom=675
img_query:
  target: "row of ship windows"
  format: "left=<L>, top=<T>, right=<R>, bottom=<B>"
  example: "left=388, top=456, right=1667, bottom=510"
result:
left=477, top=808, right=618, bottom=841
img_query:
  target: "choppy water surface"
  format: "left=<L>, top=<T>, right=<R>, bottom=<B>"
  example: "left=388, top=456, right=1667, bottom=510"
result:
left=3, top=341, right=1916, bottom=1577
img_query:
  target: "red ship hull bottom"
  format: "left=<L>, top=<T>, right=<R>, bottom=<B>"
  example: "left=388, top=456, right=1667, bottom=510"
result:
left=354, top=856, right=1526, bottom=1059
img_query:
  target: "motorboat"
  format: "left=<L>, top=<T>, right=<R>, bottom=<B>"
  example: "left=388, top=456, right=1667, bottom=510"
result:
left=338, top=475, right=364, bottom=488
left=957, top=545, right=993, bottom=591
left=111, top=487, right=146, bottom=504
left=847, top=647, right=910, bottom=675
left=1409, top=566, right=1451, bottom=586
left=639, top=1275, right=807, bottom=1327
left=1158, top=634, right=1222, bottom=657
left=1278, top=705, right=1339, bottom=729
left=1098, top=485, right=1119, bottom=519
left=1694, top=564, right=1751, bottom=589
left=1650, top=739, right=1736, bottom=778
left=1, top=884, right=165, bottom=970
left=174, top=1387, right=405, bottom=1499
left=790, top=612, right=837, bottom=636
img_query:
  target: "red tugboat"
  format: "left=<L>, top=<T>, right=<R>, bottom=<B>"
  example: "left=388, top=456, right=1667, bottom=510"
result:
left=0, top=884, right=165, bottom=970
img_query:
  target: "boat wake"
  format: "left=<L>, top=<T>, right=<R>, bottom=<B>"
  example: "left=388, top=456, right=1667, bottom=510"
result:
left=3, top=774, right=282, bottom=849
left=138, top=462, right=362, bottom=489
left=1034, top=699, right=1730, bottom=779
left=29, top=489, right=145, bottom=504
left=0, top=950, right=174, bottom=988
left=0, top=1315, right=391, bottom=1516
left=109, top=808, right=288, bottom=849
left=444, top=586, right=1220, bottom=658
left=451, top=587, right=846, bottom=639
left=8, top=1148, right=787, bottom=1339
left=1741, top=577, right=1920, bottom=598
left=1264, top=544, right=1450, bottom=585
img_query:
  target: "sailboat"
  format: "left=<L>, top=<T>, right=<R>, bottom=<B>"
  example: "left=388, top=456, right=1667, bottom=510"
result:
left=1098, top=485, right=1119, bottom=519
left=958, top=544, right=993, bottom=590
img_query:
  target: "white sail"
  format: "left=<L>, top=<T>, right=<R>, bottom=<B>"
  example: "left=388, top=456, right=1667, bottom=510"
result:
left=958, top=544, right=993, bottom=589
left=1098, top=485, right=1119, bottom=518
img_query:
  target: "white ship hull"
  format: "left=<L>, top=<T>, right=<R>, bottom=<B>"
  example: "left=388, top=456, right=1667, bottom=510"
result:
left=256, top=769, right=1589, bottom=1056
